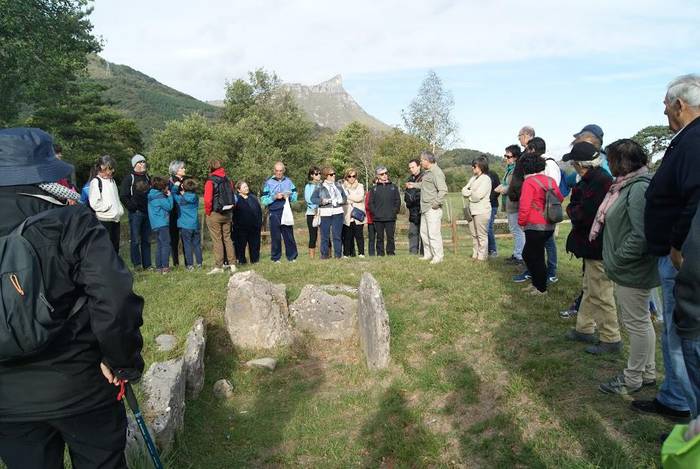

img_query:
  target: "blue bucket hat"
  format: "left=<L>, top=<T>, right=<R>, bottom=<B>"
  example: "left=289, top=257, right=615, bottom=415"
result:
left=0, top=128, right=74, bottom=187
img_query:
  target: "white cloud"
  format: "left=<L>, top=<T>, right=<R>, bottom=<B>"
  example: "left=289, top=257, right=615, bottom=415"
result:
left=90, top=0, right=700, bottom=100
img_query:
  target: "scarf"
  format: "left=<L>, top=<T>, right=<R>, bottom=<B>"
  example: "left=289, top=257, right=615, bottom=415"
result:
left=38, top=182, right=81, bottom=202
left=589, top=166, right=648, bottom=241
left=324, top=181, right=343, bottom=206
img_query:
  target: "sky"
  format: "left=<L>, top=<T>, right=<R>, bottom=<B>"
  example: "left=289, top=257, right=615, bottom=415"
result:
left=89, top=0, right=700, bottom=157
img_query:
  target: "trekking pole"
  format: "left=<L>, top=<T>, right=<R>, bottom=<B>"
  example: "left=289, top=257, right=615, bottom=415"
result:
left=123, top=382, right=164, bottom=469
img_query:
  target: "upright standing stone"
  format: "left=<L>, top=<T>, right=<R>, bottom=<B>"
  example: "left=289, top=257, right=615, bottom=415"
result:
left=141, top=358, right=186, bottom=450
left=225, top=271, right=293, bottom=349
left=357, top=272, right=390, bottom=370
left=183, top=317, right=206, bottom=399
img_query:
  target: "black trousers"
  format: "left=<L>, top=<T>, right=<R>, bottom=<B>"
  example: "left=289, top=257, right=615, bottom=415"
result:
left=0, top=402, right=127, bottom=469
left=522, top=229, right=553, bottom=292
left=342, top=222, right=365, bottom=256
left=374, top=220, right=396, bottom=256
left=99, top=220, right=120, bottom=255
left=306, top=214, right=319, bottom=249
left=368, top=223, right=376, bottom=256
left=234, top=224, right=261, bottom=264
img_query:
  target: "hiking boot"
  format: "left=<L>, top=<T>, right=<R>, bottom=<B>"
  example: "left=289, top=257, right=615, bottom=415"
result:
left=529, top=288, right=547, bottom=296
left=599, top=374, right=641, bottom=395
left=548, top=276, right=559, bottom=284
left=585, top=340, right=623, bottom=355
left=559, top=308, right=578, bottom=319
left=565, top=329, right=599, bottom=344
left=521, top=284, right=536, bottom=292
left=631, top=399, right=691, bottom=423
left=512, top=272, right=531, bottom=283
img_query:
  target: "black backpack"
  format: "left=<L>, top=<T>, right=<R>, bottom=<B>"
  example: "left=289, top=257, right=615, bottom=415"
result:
left=210, top=175, right=234, bottom=213
left=532, top=177, right=564, bottom=224
left=0, top=212, right=86, bottom=362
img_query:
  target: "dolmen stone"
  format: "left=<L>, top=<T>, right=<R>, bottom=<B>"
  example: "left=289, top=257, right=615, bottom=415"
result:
left=155, top=334, right=177, bottom=352
left=141, top=358, right=186, bottom=450
left=183, top=317, right=206, bottom=399
left=290, top=285, right=357, bottom=340
left=245, top=357, right=277, bottom=371
left=357, top=272, right=390, bottom=370
left=213, top=379, right=234, bottom=399
left=225, top=271, right=293, bottom=349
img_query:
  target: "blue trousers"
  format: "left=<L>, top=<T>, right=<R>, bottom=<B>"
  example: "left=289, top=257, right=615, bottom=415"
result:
left=320, top=213, right=344, bottom=259
left=128, top=211, right=151, bottom=268
left=154, top=227, right=171, bottom=269
left=656, top=255, right=693, bottom=411
left=507, top=212, right=525, bottom=260
left=180, top=228, right=203, bottom=267
left=269, top=210, right=298, bottom=261
left=681, top=337, right=700, bottom=418
left=487, top=206, right=498, bottom=254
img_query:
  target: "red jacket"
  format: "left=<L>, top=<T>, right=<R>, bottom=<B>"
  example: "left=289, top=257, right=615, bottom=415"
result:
left=518, top=174, right=563, bottom=229
left=365, top=190, right=373, bottom=224
left=204, top=167, right=233, bottom=216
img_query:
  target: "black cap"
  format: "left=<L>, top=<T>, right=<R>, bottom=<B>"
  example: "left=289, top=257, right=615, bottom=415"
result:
left=0, top=128, right=73, bottom=187
left=562, top=141, right=599, bottom=162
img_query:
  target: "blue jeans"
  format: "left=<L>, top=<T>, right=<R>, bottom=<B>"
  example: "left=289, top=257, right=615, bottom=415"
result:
left=487, top=206, right=498, bottom=254
left=656, top=255, right=693, bottom=411
left=154, top=227, right=171, bottom=270
left=320, top=213, right=344, bottom=259
left=128, top=211, right=151, bottom=268
left=269, top=210, right=298, bottom=261
left=180, top=228, right=202, bottom=267
left=506, top=212, right=524, bottom=260
left=681, top=337, right=700, bottom=418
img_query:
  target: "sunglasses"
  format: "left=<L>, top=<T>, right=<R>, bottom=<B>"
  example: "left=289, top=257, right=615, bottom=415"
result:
left=312, top=172, right=320, bottom=176
left=328, top=173, right=335, bottom=176
left=347, top=174, right=357, bottom=178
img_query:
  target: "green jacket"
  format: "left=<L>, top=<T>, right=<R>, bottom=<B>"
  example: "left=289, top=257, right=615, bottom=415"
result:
left=602, top=174, right=660, bottom=289
left=416, top=164, right=447, bottom=214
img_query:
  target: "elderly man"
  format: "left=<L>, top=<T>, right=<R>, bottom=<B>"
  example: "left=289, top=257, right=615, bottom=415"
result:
left=632, top=74, right=700, bottom=421
left=369, top=166, right=401, bottom=256
left=407, top=151, right=448, bottom=264
left=261, top=161, right=298, bottom=262
left=120, top=154, right=152, bottom=271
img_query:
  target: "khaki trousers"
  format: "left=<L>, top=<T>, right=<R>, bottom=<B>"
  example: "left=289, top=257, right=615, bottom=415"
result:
left=468, top=213, right=489, bottom=260
left=575, top=259, right=621, bottom=343
left=615, top=284, right=656, bottom=388
left=206, top=211, right=234, bottom=268
left=420, top=208, right=443, bottom=261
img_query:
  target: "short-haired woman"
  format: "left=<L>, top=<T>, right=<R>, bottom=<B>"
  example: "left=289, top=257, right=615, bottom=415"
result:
left=496, top=145, right=524, bottom=263
left=462, top=156, right=492, bottom=261
left=342, top=168, right=366, bottom=257
left=311, top=167, right=347, bottom=259
left=168, top=160, right=186, bottom=267
left=304, top=166, right=321, bottom=259
left=88, top=155, right=124, bottom=253
left=594, top=139, right=660, bottom=394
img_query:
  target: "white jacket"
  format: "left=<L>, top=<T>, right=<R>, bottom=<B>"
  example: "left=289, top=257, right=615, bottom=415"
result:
left=89, top=176, right=124, bottom=222
left=462, top=174, right=492, bottom=216
left=544, top=156, right=562, bottom=185
left=343, top=182, right=366, bottom=225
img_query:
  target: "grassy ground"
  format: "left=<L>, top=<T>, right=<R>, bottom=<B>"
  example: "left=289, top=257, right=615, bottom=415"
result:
left=127, top=222, right=672, bottom=468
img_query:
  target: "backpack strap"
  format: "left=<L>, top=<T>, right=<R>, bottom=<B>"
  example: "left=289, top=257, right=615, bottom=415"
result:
left=130, top=173, right=135, bottom=196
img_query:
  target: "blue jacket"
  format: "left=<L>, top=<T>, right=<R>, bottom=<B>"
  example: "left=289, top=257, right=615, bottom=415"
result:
left=304, top=182, right=319, bottom=215
left=174, top=191, right=199, bottom=230
left=80, top=182, right=90, bottom=205
left=147, top=189, right=173, bottom=230
left=261, top=176, right=297, bottom=211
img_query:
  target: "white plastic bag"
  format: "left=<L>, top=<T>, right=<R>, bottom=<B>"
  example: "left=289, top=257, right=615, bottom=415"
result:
left=281, top=198, right=294, bottom=226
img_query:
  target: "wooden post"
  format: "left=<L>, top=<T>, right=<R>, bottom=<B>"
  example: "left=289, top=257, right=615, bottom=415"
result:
left=451, top=216, right=458, bottom=254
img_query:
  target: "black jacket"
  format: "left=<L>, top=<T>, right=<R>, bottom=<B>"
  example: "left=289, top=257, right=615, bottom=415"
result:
left=675, top=205, right=700, bottom=339
left=369, top=181, right=401, bottom=222
left=120, top=171, right=150, bottom=213
left=233, top=194, right=263, bottom=229
left=565, top=167, right=613, bottom=260
left=488, top=171, right=501, bottom=208
left=404, top=172, right=423, bottom=224
left=645, top=116, right=700, bottom=255
left=0, top=186, right=144, bottom=422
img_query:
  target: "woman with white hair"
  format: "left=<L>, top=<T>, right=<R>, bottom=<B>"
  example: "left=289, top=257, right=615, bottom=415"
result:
left=168, top=160, right=186, bottom=267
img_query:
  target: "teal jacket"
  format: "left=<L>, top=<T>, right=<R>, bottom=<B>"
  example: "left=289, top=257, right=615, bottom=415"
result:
left=147, top=189, right=173, bottom=230
left=602, top=174, right=659, bottom=289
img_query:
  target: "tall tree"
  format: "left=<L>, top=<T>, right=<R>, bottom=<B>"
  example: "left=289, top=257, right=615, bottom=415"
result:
left=631, top=125, right=673, bottom=157
left=401, top=70, right=458, bottom=153
left=0, top=0, right=101, bottom=124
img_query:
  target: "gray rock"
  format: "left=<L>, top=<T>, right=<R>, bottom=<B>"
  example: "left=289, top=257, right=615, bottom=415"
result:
left=289, top=285, right=357, bottom=340
left=224, top=271, right=293, bottom=349
left=183, top=317, right=206, bottom=399
left=141, top=358, right=186, bottom=450
left=245, top=357, right=277, bottom=371
left=213, top=379, right=234, bottom=399
left=155, top=334, right=177, bottom=352
left=357, top=272, right=391, bottom=370
left=317, top=284, right=359, bottom=295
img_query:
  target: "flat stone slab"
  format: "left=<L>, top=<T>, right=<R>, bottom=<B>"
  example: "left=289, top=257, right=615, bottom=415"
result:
left=290, top=285, right=357, bottom=340
left=155, top=334, right=177, bottom=352
left=357, top=272, right=390, bottom=370
left=246, top=358, right=277, bottom=371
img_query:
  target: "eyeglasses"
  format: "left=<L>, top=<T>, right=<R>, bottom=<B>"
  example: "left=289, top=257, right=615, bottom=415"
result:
left=347, top=174, right=357, bottom=179
left=328, top=173, right=335, bottom=176
left=312, top=172, right=320, bottom=176
left=378, top=172, right=387, bottom=176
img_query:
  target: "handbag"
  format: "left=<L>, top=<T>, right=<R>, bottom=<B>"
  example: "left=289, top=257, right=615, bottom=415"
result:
left=462, top=198, right=473, bottom=222
left=312, top=209, right=321, bottom=228
left=281, top=198, right=294, bottom=226
left=351, top=207, right=366, bottom=222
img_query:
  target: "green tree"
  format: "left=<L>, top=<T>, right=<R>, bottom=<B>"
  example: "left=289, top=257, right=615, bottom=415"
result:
left=0, top=0, right=101, bottom=124
left=631, top=125, right=673, bottom=156
left=26, top=81, right=143, bottom=184
left=375, top=128, right=428, bottom=183
left=401, top=70, right=458, bottom=153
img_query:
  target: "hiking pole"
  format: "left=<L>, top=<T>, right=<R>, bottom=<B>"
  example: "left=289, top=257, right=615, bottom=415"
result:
left=123, top=382, right=164, bottom=469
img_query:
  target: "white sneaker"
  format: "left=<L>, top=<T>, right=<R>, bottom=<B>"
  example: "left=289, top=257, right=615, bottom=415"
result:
left=429, top=258, right=443, bottom=264
left=207, top=267, right=224, bottom=275
left=229, top=265, right=237, bottom=273
left=420, top=256, right=432, bottom=261
left=358, top=254, right=365, bottom=258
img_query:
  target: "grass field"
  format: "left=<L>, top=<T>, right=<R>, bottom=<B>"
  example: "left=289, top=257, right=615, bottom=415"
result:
left=126, top=222, right=673, bottom=468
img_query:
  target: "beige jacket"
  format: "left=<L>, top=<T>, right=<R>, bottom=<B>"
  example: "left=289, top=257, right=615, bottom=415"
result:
left=462, top=174, right=492, bottom=216
left=343, top=182, right=366, bottom=225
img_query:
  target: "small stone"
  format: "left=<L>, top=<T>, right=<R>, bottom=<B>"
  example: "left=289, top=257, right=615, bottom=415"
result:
left=213, top=379, right=234, bottom=399
left=155, top=334, right=177, bottom=352
left=245, top=358, right=277, bottom=371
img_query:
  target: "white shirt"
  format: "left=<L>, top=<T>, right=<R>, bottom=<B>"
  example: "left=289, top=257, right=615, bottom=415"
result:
left=88, top=176, right=124, bottom=222
left=543, top=155, right=562, bottom=185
